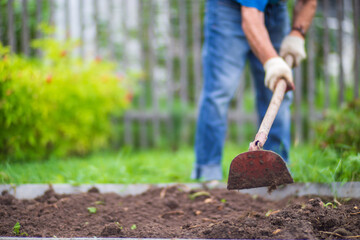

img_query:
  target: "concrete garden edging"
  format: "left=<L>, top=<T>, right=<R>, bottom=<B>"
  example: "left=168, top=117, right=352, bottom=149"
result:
left=0, top=182, right=359, bottom=200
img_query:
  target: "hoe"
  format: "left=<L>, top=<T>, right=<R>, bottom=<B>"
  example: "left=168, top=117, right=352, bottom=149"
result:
left=227, top=57, right=294, bottom=190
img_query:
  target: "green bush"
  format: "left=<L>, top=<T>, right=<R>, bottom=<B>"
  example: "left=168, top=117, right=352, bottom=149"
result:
left=315, top=99, right=360, bottom=154
left=297, top=99, right=360, bottom=183
left=0, top=34, right=136, bottom=162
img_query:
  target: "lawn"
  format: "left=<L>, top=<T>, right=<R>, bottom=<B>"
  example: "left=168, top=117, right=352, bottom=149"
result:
left=1, top=143, right=358, bottom=184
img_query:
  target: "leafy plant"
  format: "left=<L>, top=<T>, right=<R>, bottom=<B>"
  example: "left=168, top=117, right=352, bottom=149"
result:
left=95, top=201, right=105, bottom=205
left=0, top=28, right=139, bottom=162
left=189, top=191, right=210, bottom=200
left=265, top=209, right=280, bottom=217
left=115, top=222, right=123, bottom=230
left=12, top=222, right=28, bottom=236
left=290, top=146, right=360, bottom=183
left=130, top=224, right=137, bottom=230
left=12, top=222, right=20, bottom=235
left=87, top=207, right=97, bottom=214
left=324, top=202, right=337, bottom=209
left=265, top=210, right=273, bottom=217
left=315, top=99, right=360, bottom=154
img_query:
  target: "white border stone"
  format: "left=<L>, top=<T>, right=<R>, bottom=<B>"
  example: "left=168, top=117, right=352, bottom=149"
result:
left=1, top=182, right=359, bottom=200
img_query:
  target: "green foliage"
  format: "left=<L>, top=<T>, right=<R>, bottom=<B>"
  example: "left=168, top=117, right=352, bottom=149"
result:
left=0, top=33, right=137, bottom=162
left=130, top=224, right=137, bottom=230
left=115, top=222, right=123, bottom=230
left=12, top=222, right=20, bottom=235
left=87, top=207, right=97, bottom=214
left=95, top=200, right=105, bottom=205
left=12, top=222, right=28, bottom=236
left=290, top=99, right=360, bottom=183
left=290, top=144, right=360, bottom=183
left=189, top=191, right=210, bottom=200
left=315, top=99, right=360, bottom=154
left=323, top=202, right=337, bottom=209
left=265, top=210, right=274, bottom=217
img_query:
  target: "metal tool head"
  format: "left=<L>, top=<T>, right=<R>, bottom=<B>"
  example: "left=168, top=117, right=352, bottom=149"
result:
left=227, top=150, right=293, bottom=190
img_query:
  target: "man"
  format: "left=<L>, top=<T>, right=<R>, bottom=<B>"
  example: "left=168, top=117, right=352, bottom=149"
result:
left=192, top=0, right=317, bottom=181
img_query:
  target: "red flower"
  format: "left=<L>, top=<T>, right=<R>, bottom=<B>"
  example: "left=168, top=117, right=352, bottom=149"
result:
left=126, top=92, right=133, bottom=102
left=46, top=75, right=53, bottom=84
left=95, top=56, right=102, bottom=63
left=60, top=50, right=67, bottom=57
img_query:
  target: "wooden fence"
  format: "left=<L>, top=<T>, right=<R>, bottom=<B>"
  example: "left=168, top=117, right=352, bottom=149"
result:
left=1, top=0, right=359, bottom=148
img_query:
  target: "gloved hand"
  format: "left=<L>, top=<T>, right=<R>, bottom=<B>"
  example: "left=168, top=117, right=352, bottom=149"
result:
left=280, top=35, right=306, bottom=68
left=264, top=57, right=294, bottom=92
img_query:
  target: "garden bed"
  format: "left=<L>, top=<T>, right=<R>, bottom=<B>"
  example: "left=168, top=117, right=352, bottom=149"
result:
left=1, top=184, right=360, bottom=239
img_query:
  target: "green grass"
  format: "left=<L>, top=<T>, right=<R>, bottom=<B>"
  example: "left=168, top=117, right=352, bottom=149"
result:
left=0, top=143, right=242, bottom=184
left=290, top=145, right=360, bottom=183
left=0, top=143, right=358, bottom=184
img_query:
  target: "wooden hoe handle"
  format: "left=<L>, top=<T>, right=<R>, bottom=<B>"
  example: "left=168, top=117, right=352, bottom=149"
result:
left=249, top=56, right=294, bottom=151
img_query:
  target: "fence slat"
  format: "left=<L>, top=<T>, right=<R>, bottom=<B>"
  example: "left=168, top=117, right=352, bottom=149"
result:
left=148, top=0, right=160, bottom=145
left=64, top=0, right=70, bottom=39
left=7, top=0, right=16, bottom=53
left=93, top=0, right=99, bottom=57
left=107, top=0, right=115, bottom=60
left=337, top=0, right=344, bottom=105
left=353, top=0, right=359, bottom=99
left=191, top=0, right=202, bottom=104
left=294, top=64, right=303, bottom=144
left=121, top=0, right=128, bottom=68
left=138, top=0, right=148, bottom=148
left=79, top=0, right=85, bottom=58
left=179, top=0, right=191, bottom=142
left=123, top=0, right=133, bottom=146
left=36, top=0, right=43, bottom=56
left=0, top=0, right=3, bottom=43
left=21, top=0, right=30, bottom=56
left=49, top=0, right=54, bottom=26
left=307, top=25, right=315, bottom=140
left=165, top=0, right=175, bottom=142
left=323, top=0, right=330, bottom=108
left=124, top=116, right=133, bottom=146
left=179, top=0, right=188, bottom=104
left=36, top=0, right=43, bottom=28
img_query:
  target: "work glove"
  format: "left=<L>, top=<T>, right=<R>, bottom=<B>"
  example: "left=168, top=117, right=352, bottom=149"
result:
left=264, top=57, right=294, bottom=92
left=279, top=35, right=306, bottom=68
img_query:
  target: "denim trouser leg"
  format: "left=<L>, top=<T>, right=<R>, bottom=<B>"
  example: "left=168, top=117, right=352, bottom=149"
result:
left=192, top=0, right=249, bottom=181
left=192, top=0, right=292, bottom=181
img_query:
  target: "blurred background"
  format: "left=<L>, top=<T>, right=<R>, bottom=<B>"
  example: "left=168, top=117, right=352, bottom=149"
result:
left=0, top=0, right=359, bottom=184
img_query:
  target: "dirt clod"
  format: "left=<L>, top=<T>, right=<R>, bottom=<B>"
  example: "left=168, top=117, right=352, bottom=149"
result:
left=0, top=186, right=359, bottom=239
left=100, top=223, right=123, bottom=237
left=87, top=187, right=100, bottom=193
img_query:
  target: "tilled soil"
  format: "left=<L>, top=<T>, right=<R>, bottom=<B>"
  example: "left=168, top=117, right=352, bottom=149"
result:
left=1, top=185, right=360, bottom=239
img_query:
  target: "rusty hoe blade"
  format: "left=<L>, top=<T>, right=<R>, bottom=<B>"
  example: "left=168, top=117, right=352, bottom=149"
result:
left=227, top=150, right=294, bottom=190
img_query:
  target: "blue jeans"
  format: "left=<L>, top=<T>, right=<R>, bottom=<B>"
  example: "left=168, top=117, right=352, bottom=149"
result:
left=192, top=0, right=293, bottom=181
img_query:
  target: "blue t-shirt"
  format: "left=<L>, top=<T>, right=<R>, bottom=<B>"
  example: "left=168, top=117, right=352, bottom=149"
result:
left=236, top=0, right=281, bottom=12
